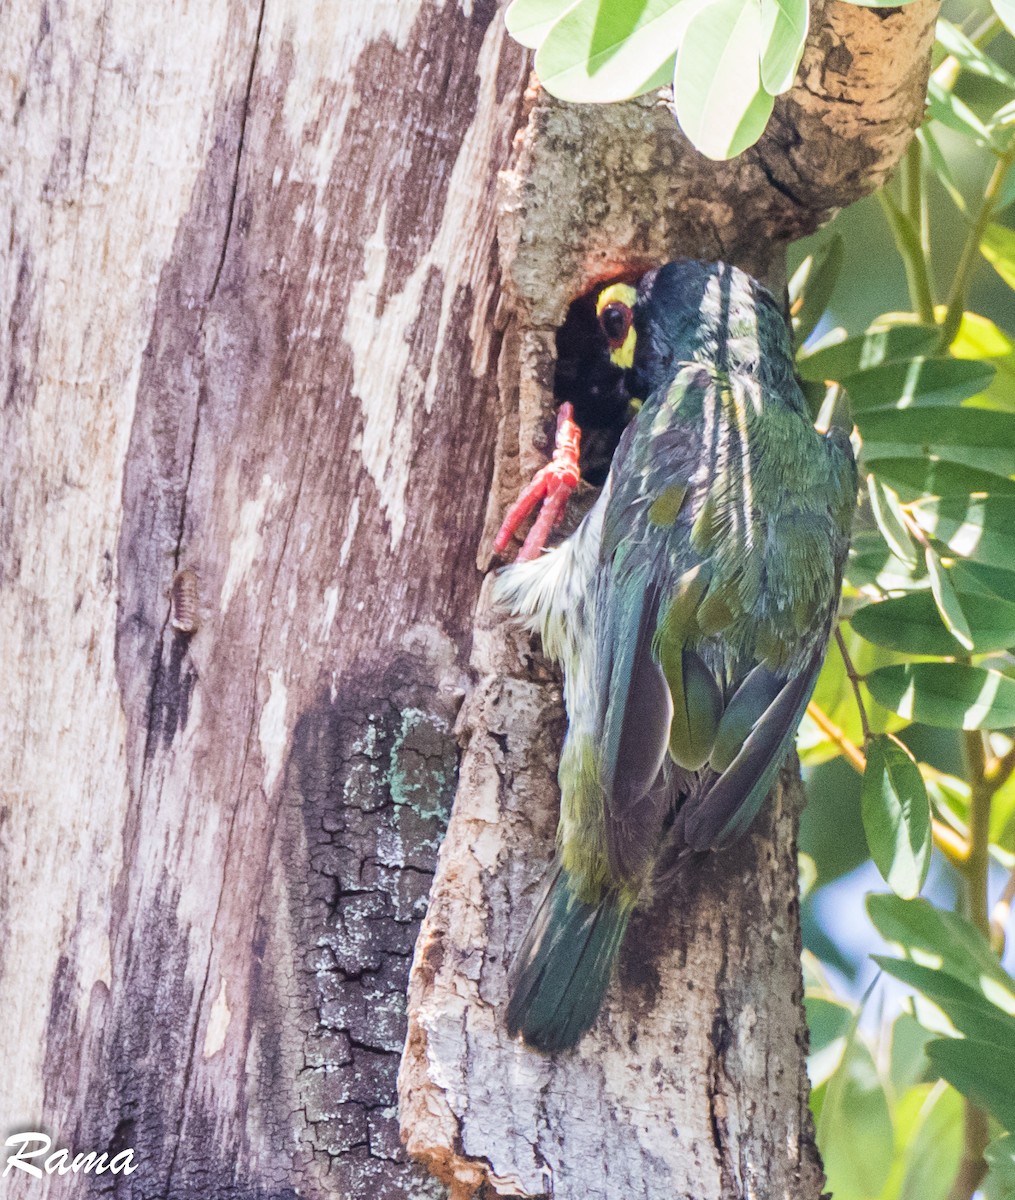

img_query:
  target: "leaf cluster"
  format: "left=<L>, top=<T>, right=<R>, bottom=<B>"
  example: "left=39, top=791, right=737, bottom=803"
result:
left=809, top=897, right=1015, bottom=1200
left=794, top=14, right=1015, bottom=1196
left=505, top=0, right=915, bottom=159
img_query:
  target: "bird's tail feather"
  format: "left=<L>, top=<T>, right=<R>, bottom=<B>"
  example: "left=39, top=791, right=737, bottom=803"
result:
left=507, top=863, right=631, bottom=1053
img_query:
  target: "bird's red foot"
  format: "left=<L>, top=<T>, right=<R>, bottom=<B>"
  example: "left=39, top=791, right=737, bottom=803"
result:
left=495, top=403, right=581, bottom=562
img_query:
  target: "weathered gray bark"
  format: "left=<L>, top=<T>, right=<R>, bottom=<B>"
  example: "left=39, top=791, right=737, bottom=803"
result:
left=399, top=2, right=939, bottom=1197
left=0, top=2, right=526, bottom=1197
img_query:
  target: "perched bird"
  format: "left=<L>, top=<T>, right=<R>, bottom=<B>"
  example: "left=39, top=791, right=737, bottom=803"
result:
left=493, top=259, right=857, bottom=1053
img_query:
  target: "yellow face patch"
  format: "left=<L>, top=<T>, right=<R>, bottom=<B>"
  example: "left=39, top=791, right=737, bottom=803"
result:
left=596, top=282, right=638, bottom=368
left=596, top=282, right=638, bottom=310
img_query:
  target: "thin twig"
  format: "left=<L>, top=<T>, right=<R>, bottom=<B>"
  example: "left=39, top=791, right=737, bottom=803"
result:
left=902, top=139, right=936, bottom=323
left=947, top=728, right=994, bottom=1200
left=806, top=702, right=866, bottom=773
left=834, top=627, right=872, bottom=743
left=962, top=731, right=992, bottom=936
left=878, top=187, right=937, bottom=326
left=940, top=140, right=1015, bottom=348
left=947, top=1105, right=990, bottom=1200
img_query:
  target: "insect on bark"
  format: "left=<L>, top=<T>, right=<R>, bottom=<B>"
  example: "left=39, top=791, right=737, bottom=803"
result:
left=170, top=568, right=200, bottom=635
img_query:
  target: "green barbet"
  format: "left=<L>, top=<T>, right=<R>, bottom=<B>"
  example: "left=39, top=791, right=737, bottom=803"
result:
left=494, top=259, right=857, bottom=1053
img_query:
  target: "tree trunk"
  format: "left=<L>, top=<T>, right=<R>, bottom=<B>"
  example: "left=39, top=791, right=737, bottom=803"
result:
left=399, top=2, right=938, bottom=1197
left=0, top=3, right=525, bottom=1196
left=0, top=2, right=935, bottom=1200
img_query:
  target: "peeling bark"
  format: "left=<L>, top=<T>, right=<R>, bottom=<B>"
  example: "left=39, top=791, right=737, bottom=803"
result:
left=399, top=2, right=938, bottom=1197
left=0, top=2, right=526, bottom=1197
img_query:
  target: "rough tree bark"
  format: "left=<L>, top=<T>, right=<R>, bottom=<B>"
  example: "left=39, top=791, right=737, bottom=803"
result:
left=0, top=3, right=526, bottom=1197
left=0, top=3, right=934, bottom=1200
left=399, top=2, right=938, bottom=1197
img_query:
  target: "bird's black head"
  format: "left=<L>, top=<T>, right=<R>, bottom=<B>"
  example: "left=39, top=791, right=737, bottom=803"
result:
left=554, top=280, right=640, bottom=486
left=558, top=262, right=789, bottom=485
left=595, top=260, right=787, bottom=401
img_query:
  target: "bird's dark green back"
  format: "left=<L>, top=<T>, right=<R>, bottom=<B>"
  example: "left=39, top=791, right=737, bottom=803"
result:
left=571, top=261, right=857, bottom=888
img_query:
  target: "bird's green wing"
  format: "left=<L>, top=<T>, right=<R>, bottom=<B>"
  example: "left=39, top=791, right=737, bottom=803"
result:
left=591, top=368, right=706, bottom=882
left=609, top=366, right=855, bottom=859
left=595, top=572, right=674, bottom=881
left=679, top=650, right=823, bottom=849
left=673, top=408, right=858, bottom=850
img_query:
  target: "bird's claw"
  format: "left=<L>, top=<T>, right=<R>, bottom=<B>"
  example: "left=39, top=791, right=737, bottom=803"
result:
left=494, top=402, right=582, bottom=563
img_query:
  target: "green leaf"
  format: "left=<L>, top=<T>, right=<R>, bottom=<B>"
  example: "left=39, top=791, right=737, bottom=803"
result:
left=990, top=0, right=1015, bottom=42
left=791, top=235, right=844, bottom=347
left=861, top=735, right=931, bottom=898
left=913, top=495, right=1015, bottom=571
left=868, top=475, right=919, bottom=567
left=873, top=458, right=1015, bottom=502
left=936, top=19, right=1015, bottom=91
left=927, top=1039, right=1015, bottom=1132
left=805, top=989, right=858, bottom=1089
left=819, top=1039, right=895, bottom=1200
left=673, top=0, right=775, bottom=161
left=950, top=310, right=1015, bottom=360
left=893, top=1083, right=964, bottom=1200
left=951, top=560, right=1015, bottom=601
left=889, top=1013, right=934, bottom=1093
left=946, top=310, right=1015, bottom=415
left=759, top=0, right=807, bottom=95
left=867, top=662, right=1015, bottom=730
left=797, top=324, right=939, bottom=383
left=846, top=528, right=927, bottom=593
left=858, top=407, right=1015, bottom=478
left=927, top=77, right=1002, bottom=149
left=917, top=126, right=968, bottom=215
left=874, top=957, right=1015, bottom=1042
left=925, top=547, right=973, bottom=651
left=802, top=324, right=848, bottom=356
left=534, top=0, right=686, bottom=103
left=984, top=1134, right=1015, bottom=1200
left=806, top=994, right=854, bottom=1055
left=866, top=894, right=1015, bottom=1002
left=843, top=357, right=996, bottom=412
left=811, top=379, right=849, bottom=427
left=993, top=775, right=1015, bottom=853
left=504, top=0, right=581, bottom=49
left=982, top=222, right=1015, bottom=292
left=852, top=590, right=1015, bottom=656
